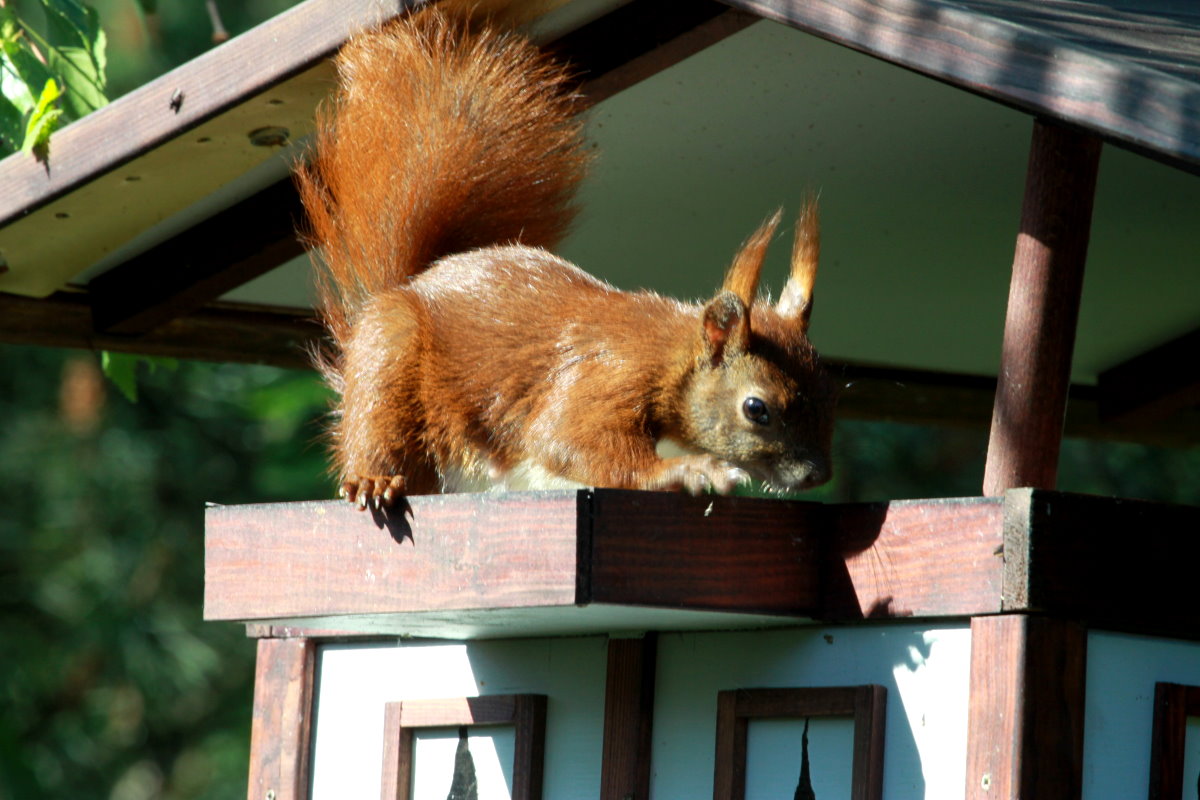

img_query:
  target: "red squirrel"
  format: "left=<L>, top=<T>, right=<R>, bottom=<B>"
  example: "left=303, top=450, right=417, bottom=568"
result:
left=296, top=8, right=836, bottom=508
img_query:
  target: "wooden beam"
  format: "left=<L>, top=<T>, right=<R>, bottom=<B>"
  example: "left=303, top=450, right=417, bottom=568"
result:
left=1001, top=489, right=1200, bottom=637
left=964, top=616, right=1086, bottom=800
left=721, top=0, right=1200, bottom=170
left=554, top=0, right=757, bottom=106
left=0, top=0, right=418, bottom=230
left=0, top=291, right=317, bottom=369
left=600, top=635, right=657, bottom=800
left=247, top=637, right=316, bottom=800
left=983, top=120, right=1102, bottom=495
left=1148, top=682, right=1200, bottom=800
left=88, top=179, right=306, bottom=335
left=1097, top=326, right=1200, bottom=425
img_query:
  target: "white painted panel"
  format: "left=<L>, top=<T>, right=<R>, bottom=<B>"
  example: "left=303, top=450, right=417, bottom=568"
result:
left=309, top=637, right=607, bottom=800
left=1084, top=632, right=1200, bottom=799
left=651, top=624, right=972, bottom=799
left=745, top=717, right=854, bottom=799
left=411, top=728, right=514, bottom=800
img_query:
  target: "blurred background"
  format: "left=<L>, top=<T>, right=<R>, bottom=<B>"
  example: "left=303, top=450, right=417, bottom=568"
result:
left=2, top=2, right=1199, bottom=798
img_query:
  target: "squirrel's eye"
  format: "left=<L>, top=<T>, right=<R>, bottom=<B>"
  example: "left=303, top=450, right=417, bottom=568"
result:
left=742, top=397, right=769, bottom=425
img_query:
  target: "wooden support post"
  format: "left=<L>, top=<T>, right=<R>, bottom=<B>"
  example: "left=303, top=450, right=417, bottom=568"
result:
left=964, top=616, right=1087, bottom=799
left=600, top=634, right=657, bottom=800
left=247, top=637, right=317, bottom=800
left=983, top=119, right=1102, bottom=496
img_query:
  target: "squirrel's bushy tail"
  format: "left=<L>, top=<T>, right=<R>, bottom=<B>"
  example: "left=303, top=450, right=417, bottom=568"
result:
left=296, top=7, right=590, bottom=345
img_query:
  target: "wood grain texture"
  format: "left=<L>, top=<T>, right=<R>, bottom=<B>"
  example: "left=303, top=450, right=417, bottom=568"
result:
left=246, top=637, right=315, bottom=800
left=964, top=615, right=1086, bottom=800
left=380, top=695, right=547, bottom=800
left=713, top=686, right=886, bottom=800
left=1148, top=682, right=1200, bottom=800
left=600, top=635, right=657, bottom=800
left=204, top=493, right=584, bottom=621
left=0, top=0, right=416, bottom=229
left=587, top=490, right=822, bottom=614
left=724, top=0, right=1200, bottom=169
left=984, top=120, right=1102, bottom=495
left=823, top=496, right=1005, bottom=619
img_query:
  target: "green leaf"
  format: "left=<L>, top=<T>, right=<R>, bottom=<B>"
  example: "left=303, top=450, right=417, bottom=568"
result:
left=0, top=95, right=23, bottom=154
left=100, top=352, right=180, bottom=403
left=37, top=0, right=107, bottom=117
left=1, top=30, right=56, bottom=113
left=100, top=351, right=140, bottom=402
left=21, top=76, right=62, bottom=156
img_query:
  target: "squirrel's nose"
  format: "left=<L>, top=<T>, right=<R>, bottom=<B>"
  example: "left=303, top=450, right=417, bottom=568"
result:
left=794, top=455, right=831, bottom=489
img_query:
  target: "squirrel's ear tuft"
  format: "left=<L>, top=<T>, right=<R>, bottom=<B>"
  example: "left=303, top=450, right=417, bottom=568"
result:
left=702, top=291, right=749, bottom=364
left=722, top=209, right=782, bottom=309
left=777, top=194, right=819, bottom=333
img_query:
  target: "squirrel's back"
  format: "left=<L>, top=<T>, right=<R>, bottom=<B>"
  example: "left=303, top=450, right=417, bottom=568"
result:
left=296, top=8, right=591, bottom=345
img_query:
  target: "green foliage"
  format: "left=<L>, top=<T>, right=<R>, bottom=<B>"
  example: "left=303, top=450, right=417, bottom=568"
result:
left=0, top=0, right=107, bottom=157
left=101, top=351, right=178, bottom=403
left=0, top=345, right=333, bottom=800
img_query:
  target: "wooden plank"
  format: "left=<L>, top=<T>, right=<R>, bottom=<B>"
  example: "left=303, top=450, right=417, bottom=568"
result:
left=247, top=637, right=316, bottom=800
left=1148, top=682, right=1200, bottom=800
left=88, top=179, right=306, bottom=335
left=381, top=695, right=547, bottom=800
left=983, top=120, right=1102, bottom=495
left=0, top=291, right=317, bottom=369
left=600, top=635, right=657, bottom=800
left=714, top=686, right=886, bottom=800
left=554, top=0, right=757, bottom=106
left=722, top=0, right=1200, bottom=169
left=1001, top=489, right=1200, bottom=637
left=823, top=496, right=1005, bottom=619
left=0, top=0, right=418, bottom=231
left=1097, top=326, right=1200, bottom=425
left=587, top=490, right=823, bottom=614
left=204, top=493, right=584, bottom=622
left=964, top=616, right=1086, bottom=799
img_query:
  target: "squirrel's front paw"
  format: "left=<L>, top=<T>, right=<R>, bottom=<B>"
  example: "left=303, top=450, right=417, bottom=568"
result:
left=652, top=455, right=750, bottom=495
left=339, top=475, right=407, bottom=510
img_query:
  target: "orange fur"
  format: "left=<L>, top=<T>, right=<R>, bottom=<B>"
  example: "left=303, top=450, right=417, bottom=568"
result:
left=297, top=7, right=836, bottom=507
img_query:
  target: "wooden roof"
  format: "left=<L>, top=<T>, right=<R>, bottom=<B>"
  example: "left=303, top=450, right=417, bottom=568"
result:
left=1, top=0, right=1197, bottom=442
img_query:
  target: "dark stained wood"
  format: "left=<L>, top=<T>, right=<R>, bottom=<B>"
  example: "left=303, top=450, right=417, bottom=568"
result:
left=246, top=637, right=316, bottom=800
left=89, top=178, right=306, bottom=335
left=964, top=616, right=1086, bottom=799
left=0, top=0, right=417, bottom=229
left=723, top=0, right=1200, bottom=170
left=206, top=489, right=1200, bottom=637
left=0, top=290, right=317, bottom=369
left=983, top=120, right=1102, bottom=495
left=714, top=686, right=886, bottom=800
left=204, top=493, right=585, bottom=622
left=1002, top=489, right=1200, bottom=637
left=1098, top=326, right=1200, bottom=425
left=587, top=490, right=822, bottom=614
left=600, top=635, right=657, bottom=800
left=823, top=496, right=1004, bottom=619
left=553, top=0, right=757, bottom=106
left=380, top=695, right=547, bottom=800
left=1148, top=682, right=1200, bottom=800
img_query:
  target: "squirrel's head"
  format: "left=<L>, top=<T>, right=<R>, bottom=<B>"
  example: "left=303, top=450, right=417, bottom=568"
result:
left=682, top=198, right=836, bottom=492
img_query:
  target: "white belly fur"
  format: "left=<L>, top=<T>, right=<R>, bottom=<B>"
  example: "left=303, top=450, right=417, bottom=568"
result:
left=440, top=438, right=695, bottom=492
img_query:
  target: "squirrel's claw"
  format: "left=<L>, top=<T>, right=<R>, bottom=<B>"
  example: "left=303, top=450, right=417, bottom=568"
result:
left=341, top=475, right=407, bottom=511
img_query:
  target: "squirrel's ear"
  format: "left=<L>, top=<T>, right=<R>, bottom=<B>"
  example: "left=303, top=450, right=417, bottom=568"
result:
left=776, top=195, right=819, bottom=333
left=722, top=209, right=782, bottom=308
left=702, top=291, right=749, bottom=364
